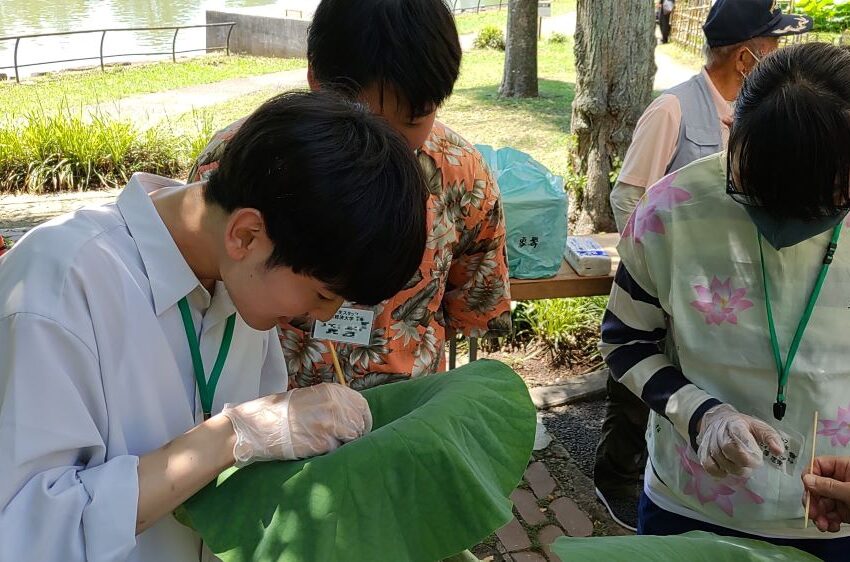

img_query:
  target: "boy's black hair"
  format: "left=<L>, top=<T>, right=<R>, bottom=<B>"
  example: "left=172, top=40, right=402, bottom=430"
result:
left=307, top=0, right=461, bottom=119
left=730, top=42, right=850, bottom=219
left=205, top=90, right=427, bottom=305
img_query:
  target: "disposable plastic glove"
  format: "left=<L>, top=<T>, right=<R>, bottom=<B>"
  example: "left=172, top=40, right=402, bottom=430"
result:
left=696, top=403, right=784, bottom=478
left=222, top=383, right=372, bottom=467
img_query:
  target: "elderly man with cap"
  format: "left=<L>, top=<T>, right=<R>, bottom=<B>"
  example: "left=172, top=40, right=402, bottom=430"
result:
left=594, top=0, right=812, bottom=531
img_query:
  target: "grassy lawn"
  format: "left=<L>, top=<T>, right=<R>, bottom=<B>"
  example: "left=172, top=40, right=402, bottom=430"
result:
left=0, top=54, right=306, bottom=117
left=170, top=39, right=575, bottom=181
left=1, top=26, right=573, bottom=192
left=442, top=39, right=574, bottom=179
left=454, top=0, right=576, bottom=35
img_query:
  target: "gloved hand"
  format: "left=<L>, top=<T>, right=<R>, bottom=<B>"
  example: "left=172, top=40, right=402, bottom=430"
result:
left=222, top=383, right=372, bottom=466
left=696, top=403, right=783, bottom=478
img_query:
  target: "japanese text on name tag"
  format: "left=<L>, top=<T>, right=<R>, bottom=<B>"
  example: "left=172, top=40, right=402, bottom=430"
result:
left=312, top=307, right=375, bottom=346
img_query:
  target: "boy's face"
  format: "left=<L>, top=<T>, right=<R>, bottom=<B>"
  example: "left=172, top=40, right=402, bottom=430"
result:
left=358, top=84, right=436, bottom=150
left=218, top=208, right=344, bottom=330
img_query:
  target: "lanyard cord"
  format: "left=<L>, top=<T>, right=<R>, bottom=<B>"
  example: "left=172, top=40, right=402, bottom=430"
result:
left=758, top=223, right=842, bottom=420
left=177, top=296, right=236, bottom=419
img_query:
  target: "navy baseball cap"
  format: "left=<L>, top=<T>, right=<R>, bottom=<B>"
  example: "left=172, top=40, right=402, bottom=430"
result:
left=703, top=0, right=813, bottom=48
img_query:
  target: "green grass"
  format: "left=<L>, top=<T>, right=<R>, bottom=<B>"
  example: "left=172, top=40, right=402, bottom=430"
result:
left=455, top=9, right=510, bottom=36
left=441, top=39, right=575, bottom=179
left=0, top=54, right=306, bottom=117
left=1, top=26, right=574, bottom=193
left=0, top=105, right=192, bottom=193
left=168, top=39, right=576, bottom=181
left=454, top=0, right=575, bottom=35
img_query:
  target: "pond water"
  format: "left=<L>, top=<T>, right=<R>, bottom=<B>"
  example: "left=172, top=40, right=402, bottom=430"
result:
left=0, top=0, right=319, bottom=78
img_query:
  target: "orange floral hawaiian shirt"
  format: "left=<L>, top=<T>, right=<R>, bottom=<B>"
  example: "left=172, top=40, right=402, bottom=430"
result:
left=189, top=119, right=512, bottom=390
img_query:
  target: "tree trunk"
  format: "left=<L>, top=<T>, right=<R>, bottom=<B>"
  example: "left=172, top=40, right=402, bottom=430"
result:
left=570, top=0, right=656, bottom=233
left=500, top=0, right=538, bottom=98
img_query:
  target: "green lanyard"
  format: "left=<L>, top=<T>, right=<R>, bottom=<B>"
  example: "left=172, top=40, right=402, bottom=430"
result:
left=758, top=223, right=842, bottom=420
left=177, top=296, right=236, bottom=420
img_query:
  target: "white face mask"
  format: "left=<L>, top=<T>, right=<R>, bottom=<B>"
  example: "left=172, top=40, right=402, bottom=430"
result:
left=740, top=46, right=763, bottom=80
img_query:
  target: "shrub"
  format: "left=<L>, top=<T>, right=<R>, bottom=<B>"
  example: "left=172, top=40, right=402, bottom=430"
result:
left=797, top=0, right=850, bottom=33
left=514, top=296, right=608, bottom=366
left=474, top=26, right=506, bottom=51
left=548, top=32, right=569, bottom=44
left=0, top=106, right=214, bottom=193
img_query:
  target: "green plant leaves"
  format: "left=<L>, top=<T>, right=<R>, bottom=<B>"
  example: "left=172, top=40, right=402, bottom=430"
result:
left=551, top=531, right=821, bottom=561
left=176, top=359, right=536, bottom=562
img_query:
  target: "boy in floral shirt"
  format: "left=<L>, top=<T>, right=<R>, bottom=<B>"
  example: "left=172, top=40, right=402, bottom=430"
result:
left=189, top=0, right=511, bottom=390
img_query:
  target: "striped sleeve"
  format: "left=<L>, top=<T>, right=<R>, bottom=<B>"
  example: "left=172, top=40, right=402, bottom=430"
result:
left=600, top=264, right=721, bottom=450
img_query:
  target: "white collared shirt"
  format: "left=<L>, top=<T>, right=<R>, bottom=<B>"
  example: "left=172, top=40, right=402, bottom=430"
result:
left=0, top=173, right=287, bottom=561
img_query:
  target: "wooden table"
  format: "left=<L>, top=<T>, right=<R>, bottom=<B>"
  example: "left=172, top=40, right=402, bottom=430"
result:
left=509, top=233, right=620, bottom=301
left=449, top=233, right=620, bottom=368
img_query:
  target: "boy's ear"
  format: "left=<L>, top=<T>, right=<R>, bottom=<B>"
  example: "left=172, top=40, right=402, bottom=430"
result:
left=224, top=208, right=267, bottom=261
left=307, top=65, right=319, bottom=92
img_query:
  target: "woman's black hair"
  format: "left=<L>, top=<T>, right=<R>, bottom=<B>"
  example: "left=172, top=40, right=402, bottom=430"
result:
left=205, top=90, right=427, bottom=305
left=730, top=42, right=850, bottom=219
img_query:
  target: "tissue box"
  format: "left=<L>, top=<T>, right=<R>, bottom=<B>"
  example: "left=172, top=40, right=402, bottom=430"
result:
left=565, top=236, right=611, bottom=277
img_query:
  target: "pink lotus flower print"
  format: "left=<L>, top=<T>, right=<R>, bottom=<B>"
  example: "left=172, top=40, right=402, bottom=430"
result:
left=622, top=172, right=691, bottom=242
left=819, top=404, right=850, bottom=447
left=690, top=277, right=754, bottom=325
left=678, top=445, right=764, bottom=517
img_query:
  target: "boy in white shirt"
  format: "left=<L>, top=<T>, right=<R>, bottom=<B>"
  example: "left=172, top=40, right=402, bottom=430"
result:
left=0, top=90, right=427, bottom=561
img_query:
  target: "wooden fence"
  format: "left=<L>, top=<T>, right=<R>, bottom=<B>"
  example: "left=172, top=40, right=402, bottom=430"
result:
left=667, top=0, right=848, bottom=56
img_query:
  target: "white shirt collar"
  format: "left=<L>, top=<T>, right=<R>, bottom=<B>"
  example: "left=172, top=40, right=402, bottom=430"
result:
left=116, top=173, right=204, bottom=316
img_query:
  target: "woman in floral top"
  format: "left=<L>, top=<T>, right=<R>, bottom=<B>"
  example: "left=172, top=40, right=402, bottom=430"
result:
left=600, top=43, right=850, bottom=560
left=188, top=0, right=511, bottom=391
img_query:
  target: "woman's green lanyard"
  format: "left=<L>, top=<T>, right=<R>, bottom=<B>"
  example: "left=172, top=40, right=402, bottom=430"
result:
left=177, top=296, right=236, bottom=420
left=758, top=223, right=842, bottom=421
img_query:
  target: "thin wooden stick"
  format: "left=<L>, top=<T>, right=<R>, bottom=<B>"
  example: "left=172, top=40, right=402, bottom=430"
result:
left=327, top=340, right=347, bottom=386
left=804, top=410, right=819, bottom=529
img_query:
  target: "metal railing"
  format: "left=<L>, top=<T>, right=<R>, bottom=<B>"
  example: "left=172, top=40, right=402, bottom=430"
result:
left=0, top=22, right=236, bottom=83
left=450, top=0, right=508, bottom=14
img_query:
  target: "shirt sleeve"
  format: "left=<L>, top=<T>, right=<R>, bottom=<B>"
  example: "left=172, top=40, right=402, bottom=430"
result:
left=0, top=313, right=139, bottom=561
left=599, top=206, right=721, bottom=451
left=186, top=117, right=247, bottom=183
left=617, top=94, right=682, bottom=189
left=609, top=181, right=646, bottom=234
left=443, top=156, right=512, bottom=338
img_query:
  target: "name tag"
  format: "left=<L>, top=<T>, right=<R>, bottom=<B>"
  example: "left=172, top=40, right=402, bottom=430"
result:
left=312, top=306, right=375, bottom=346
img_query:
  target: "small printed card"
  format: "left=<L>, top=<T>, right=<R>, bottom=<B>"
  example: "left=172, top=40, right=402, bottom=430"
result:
left=760, top=429, right=803, bottom=477
left=312, top=306, right=375, bottom=346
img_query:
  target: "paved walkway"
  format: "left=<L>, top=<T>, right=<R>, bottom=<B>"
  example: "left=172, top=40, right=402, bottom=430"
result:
left=1, top=189, right=121, bottom=244
left=84, top=67, right=307, bottom=130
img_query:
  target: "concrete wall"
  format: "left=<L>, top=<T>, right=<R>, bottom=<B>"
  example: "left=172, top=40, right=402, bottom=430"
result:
left=206, top=7, right=311, bottom=59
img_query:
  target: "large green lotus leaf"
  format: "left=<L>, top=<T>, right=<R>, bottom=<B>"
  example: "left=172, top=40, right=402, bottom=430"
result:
left=551, top=531, right=820, bottom=561
left=176, top=359, right=536, bottom=562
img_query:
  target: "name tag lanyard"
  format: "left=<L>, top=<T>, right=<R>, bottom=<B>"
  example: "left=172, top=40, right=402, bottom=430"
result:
left=758, top=223, right=842, bottom=421
left=178, top=296, right=236, bottom=420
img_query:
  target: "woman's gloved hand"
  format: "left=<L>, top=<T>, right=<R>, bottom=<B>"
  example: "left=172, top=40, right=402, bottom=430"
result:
left=696, top=403, right=783, bottom=478
left=222, top=383, right=372, bottom=466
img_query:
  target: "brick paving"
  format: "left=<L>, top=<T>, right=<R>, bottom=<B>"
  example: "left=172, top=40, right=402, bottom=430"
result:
left=479, top=459, right=603, bottom=562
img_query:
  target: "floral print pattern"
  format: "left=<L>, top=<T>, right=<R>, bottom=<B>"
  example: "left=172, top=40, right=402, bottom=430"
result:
left=819, top=404, right=850, bottom=447
left=690, top=277, right=754, bottom=325
left=678, top=445, right=764, bottom=517
left=188, top=121, right=511, bottom=390
left=623, top=172, right=691, bottom=242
